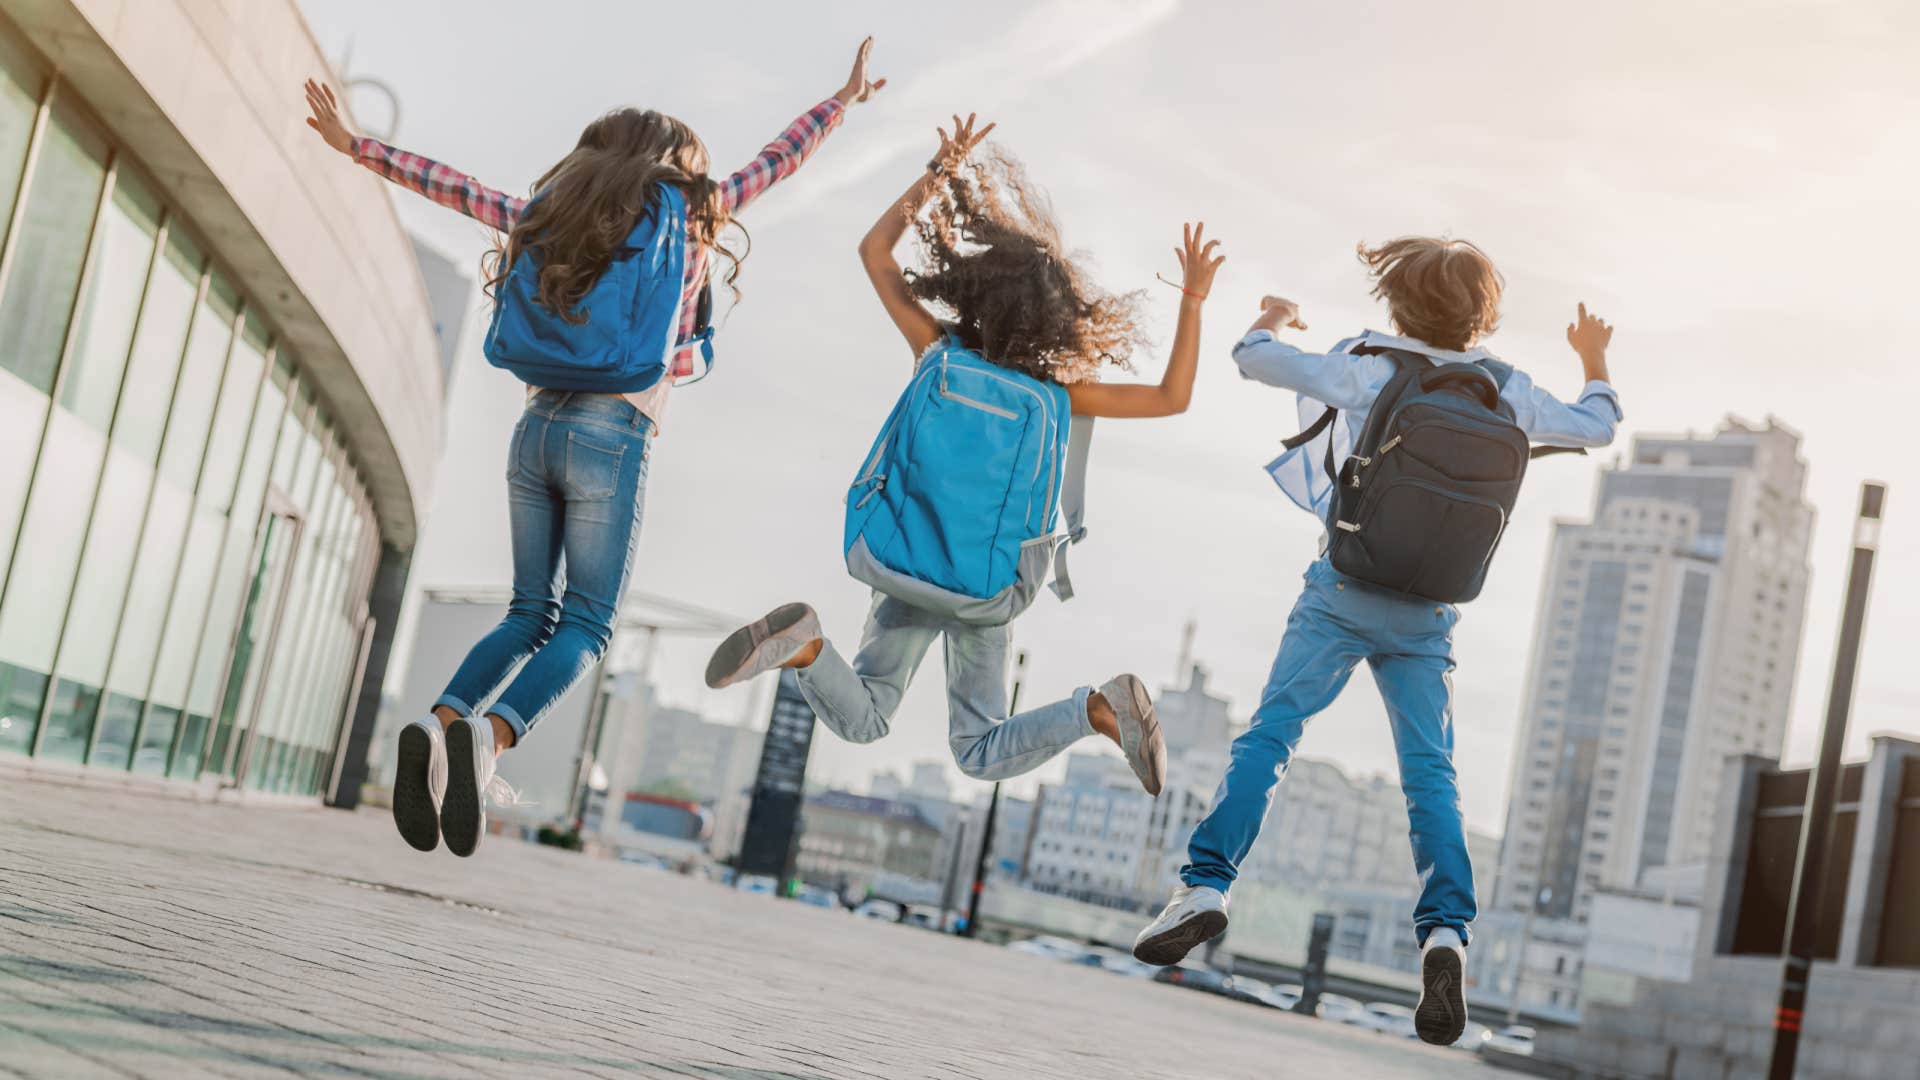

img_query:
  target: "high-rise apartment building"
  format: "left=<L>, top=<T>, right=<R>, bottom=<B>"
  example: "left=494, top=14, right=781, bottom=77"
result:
left=1495, top=418, right=1813, bottom=925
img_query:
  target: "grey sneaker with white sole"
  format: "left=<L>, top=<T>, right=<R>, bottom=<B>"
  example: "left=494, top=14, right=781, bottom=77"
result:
left=1099, top=674, right=1166, bottom=796
left=705, top=602, right=823, bottom=689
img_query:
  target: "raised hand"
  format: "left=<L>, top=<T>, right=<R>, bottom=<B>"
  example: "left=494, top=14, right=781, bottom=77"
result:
left=303, top=79, right=356, bottom=156
left=835, top=37, right=888, bottom=106
left=1567, top=301, right=1614, bottom=383
left=1260, top=295, right=1308, bottom=331
left=1174, top=222, right=1226, bottom=300
left=932, top=113, right=996, bottom=173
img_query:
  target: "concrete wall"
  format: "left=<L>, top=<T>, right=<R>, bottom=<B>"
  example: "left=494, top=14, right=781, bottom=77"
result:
left=1, top=0, right=444, bottom=547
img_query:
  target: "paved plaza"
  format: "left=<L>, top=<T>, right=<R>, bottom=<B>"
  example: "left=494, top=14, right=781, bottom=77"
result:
left=0, top=773, right=1496, bottom=1079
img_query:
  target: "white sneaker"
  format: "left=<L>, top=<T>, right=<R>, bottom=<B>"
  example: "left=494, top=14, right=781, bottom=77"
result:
left=1133, top=884, right=1228, bottom=966
left=441, top=715, right=502, bottom=858
left=1099, top=674, right=1166, bottom=796
left=704, top=602, right=823, bottom=689
left=392, top=717, right=447, bottom=852
left=1415, top=928, right=1468, bottom=1046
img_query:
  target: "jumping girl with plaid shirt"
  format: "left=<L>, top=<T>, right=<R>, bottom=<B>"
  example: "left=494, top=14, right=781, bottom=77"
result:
left=302, top=38, right=886, bottom=859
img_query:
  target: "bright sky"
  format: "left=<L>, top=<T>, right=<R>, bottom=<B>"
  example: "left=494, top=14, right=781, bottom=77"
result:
left=298, top=0, right=1920, bottom=836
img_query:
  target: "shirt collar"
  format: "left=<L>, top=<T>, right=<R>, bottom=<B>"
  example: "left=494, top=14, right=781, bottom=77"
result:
left=1347, top=329, right=1499, bottom=366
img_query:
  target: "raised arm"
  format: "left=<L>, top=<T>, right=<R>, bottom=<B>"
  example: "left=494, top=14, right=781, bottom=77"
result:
left=718, top=37, right=885, bottom=216
left=303, top=79, right=524, bottom=231
left=857, top=114, right=995, bottom=359
left=1066, top=222, right=1224, bottom=419
left=1511, top=302, right=1623, bottom=447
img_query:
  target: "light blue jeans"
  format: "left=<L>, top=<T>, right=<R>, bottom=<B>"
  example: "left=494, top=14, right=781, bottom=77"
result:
left=796, top=593, right=1095, bottom=781
left=1182, top=557, right=1475, bottom=946
left=435, top=391, right=651, bottom=741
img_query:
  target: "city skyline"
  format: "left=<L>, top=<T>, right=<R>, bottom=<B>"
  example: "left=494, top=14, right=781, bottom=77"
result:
left=300, top=0, right=1920, bottom=837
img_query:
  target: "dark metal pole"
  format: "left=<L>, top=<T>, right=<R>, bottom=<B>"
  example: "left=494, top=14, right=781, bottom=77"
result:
left=964, top=649, right=1027, bottom=938
left=1768, top=481, right=1885, bottom=1080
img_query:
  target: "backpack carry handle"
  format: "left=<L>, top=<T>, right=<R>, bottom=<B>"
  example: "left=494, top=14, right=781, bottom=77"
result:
left=1418, top=363, right=1502, bottom=410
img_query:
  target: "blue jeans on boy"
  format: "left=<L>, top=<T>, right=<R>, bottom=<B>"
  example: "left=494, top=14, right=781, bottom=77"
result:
left=796, top=593, right=1094, bottom=781
left=1182, top=556, right=1475, bottom=945
left=435, top=391, right=652, bottom=741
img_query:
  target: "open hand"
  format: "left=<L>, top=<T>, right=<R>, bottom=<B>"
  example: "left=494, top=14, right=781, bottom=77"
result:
left=1566, top=302, right=1613, bottom=359
left=835, top=37, right=888, bottom=106
left=1260, top=295, right=1308, bottom=331
left=933, top=113, right=996, bottom=173
left=1175, top=222, right=1225, bottom=300
left=303, top=79, right=356, bottom=156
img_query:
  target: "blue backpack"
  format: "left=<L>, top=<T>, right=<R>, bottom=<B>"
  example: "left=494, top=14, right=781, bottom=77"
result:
left=844, top=342, right=1093, bottom=625
left=482, top=182, right=714, bottom=392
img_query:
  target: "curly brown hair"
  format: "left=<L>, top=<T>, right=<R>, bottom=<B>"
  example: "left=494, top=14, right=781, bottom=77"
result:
left=904, top=148, right=1145, bottom=384
left=1357, top=236, right=1504, bottom=351
left=485, top=108, right=745, bottom=325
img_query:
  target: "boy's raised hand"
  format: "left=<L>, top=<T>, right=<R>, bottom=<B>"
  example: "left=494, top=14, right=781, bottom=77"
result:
left=303, top=79, right=355, bottom=156
left=933, top=113, right=996, bottom=173
left=1254, top=295, right=1308, bottom=333
left=1566, top=301, right=1614, bottom=382
left=835, top=37, right=888, bottom=106
left=1175, top=222, right=1225, bottom=300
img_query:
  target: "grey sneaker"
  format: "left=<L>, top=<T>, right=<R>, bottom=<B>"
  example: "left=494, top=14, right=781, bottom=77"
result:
left=1099, top=674, right=1166, bottom=796
left=392, top=717, right=446, bottom=853
left=1133, top=884, right=1228, bottom=966
left=441, top=715, right=509, bottom=859
left=705, top=603, right=823, bottom=689
left=1415, top=928, right=1468, bottom=1045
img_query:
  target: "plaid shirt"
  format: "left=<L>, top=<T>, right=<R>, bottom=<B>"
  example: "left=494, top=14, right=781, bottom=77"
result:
left=352, top=98, right=845, bottom=379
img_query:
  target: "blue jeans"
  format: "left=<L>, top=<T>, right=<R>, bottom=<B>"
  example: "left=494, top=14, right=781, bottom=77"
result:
left=1181, top=557, right=1475, bottom=946
left=435, top=391, right=652, bottom=741
left=796, top=593, right=1094, bottom=781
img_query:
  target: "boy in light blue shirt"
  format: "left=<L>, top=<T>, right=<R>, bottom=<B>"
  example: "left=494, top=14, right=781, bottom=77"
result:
left=1132, top=237, right=1622, bottom=1046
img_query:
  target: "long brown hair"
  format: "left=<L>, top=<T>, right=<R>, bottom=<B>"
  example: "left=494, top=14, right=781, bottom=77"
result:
left=485, top=108, right=743, bottom=324
left=1357, top=236, right=1504, bottom=351
left=905, top=147, right=1145, bottom=384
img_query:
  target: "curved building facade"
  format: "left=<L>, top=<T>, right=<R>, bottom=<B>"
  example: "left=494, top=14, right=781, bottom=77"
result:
left=0, top=0, right=445, bottom=800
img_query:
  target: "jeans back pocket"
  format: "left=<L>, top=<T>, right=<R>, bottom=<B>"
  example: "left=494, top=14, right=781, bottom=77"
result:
left=563, top=429, right=627, bottom=501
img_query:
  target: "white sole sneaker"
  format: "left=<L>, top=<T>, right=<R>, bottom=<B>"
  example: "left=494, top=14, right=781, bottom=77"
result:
left=1133, top=886, right=1229, bottom=966
left=441, top=717, right=491, bottom=859
left=1100, top=674, right=1166, bottom=796
left=705, top=603, right=822, bottom=689
left=1415, top=942, right=1468, bottom=1045
left=391, top=719, right=443, bottom=853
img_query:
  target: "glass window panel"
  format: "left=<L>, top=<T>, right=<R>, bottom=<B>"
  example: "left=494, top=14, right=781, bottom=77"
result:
left=32, top=677, right=96, bottom=763
left=114, top=231, right=200, bottom=462
left=154, top=274, right=237, bottom=488
left=269, top=374, right=310, bottom=495
left=195, top=314, right=266, bottom=514
left=59, top=173, right=161, bottom=429
left=103, top=482, right=188, bottom=701
left=249, top=454, right=340, bottom=787
left=87, top=691, right=142, bottom=771
left=195, top=511, right=295, bottom=779
left=145, top=508, right=222, bottom=719
left=0, top=31, right=45, bottom=244
left=233, top=354, right=287, bottom=530
left=0, top=99, right=108, bottom=395
left=0, top=660, right=47, bottom=755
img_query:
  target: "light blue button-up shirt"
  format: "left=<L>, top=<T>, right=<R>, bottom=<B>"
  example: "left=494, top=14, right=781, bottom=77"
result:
left=1236, top=328, right=1624, bottom=520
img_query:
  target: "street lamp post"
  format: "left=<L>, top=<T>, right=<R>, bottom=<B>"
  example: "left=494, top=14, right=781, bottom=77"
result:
left=964, top=649, right=1027, bottom=939
left=1767, top=482, right=1886, bottom=1080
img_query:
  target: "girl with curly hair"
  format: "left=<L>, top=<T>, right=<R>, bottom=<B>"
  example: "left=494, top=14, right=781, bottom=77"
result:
left=706, top=115, right=1223, bottom=795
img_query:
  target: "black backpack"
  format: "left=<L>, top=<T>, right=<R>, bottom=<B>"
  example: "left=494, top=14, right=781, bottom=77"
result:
left=1284, top=347, right=1576, bottom=604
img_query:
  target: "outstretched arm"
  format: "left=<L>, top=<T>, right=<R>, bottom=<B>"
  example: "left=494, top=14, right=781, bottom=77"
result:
left=857, top=114, right=995, bottom=360
left=718, top=37, right=885, bottom=215
left=304, top=79, right=524, bottom=231
left=1066, top=222, right=1224, bottom=419
left=1514, top=302, right=1622, bottom=446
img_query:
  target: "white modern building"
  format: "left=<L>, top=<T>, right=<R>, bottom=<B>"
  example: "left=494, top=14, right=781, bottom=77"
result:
left=1493, top=418, right=1813, bottom=1011
left=0, top=0, right=446, bottom=804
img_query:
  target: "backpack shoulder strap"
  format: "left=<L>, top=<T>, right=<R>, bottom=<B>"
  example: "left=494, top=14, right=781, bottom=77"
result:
left=1049, top=414, right=1093, bottom=602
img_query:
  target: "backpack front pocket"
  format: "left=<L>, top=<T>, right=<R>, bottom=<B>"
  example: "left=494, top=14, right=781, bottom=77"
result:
left=1332, top=477, right=1506, bottom=602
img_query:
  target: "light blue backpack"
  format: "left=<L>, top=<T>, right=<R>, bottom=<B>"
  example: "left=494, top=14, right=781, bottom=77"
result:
left=483, top=182, right=713, bottom=392
left=843, top=341, right=1093, bottom=625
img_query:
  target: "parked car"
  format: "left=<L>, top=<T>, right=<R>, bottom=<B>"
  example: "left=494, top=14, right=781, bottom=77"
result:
left=1315, top=993, right=1368, bottom=1024
left=617, top=852, right=669, bottom=871
left=1152, top=965, right=1236, bottom=997
left=1223, top=976, right=1283, bottom=1008
left=793, top=885, right=840, bottom=911
left=1240, top=981, right=1302, bottom=1011
left=1359, top=1002, right=1418, bottom=1039
left=1007, top=935, right=1092, bottom=963
left=1481, top=1025, right=1536, bottom=1056
left=736, top=874, right=779, bottom=896
left=852, top=899, right=905, bottom=922
left=1453, top=1021, right=1493, bottom=1052
left=1097, top=952, right=1159, bottom=979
